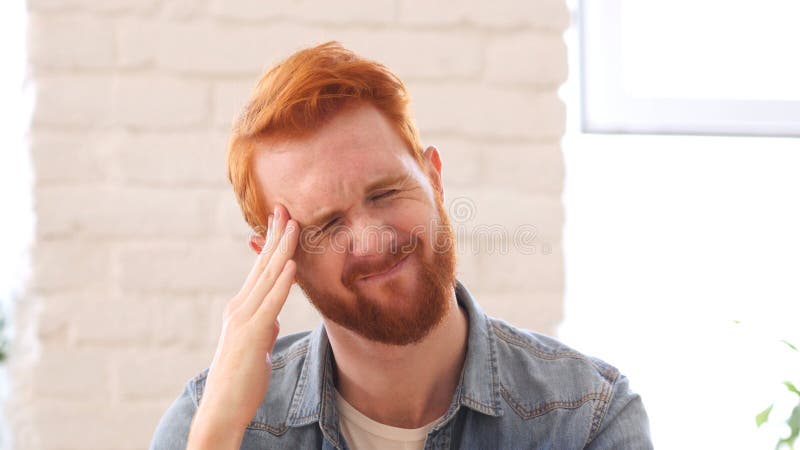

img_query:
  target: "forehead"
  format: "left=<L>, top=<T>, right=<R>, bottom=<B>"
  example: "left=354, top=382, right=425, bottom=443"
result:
left=251, top=103, right=423, bottom=223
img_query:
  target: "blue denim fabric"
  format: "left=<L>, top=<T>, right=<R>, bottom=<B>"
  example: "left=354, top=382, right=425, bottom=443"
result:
left=150, top=280, right=653, bottom=449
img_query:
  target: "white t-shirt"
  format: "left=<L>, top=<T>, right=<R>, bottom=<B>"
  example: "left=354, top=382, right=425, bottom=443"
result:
left=334, top=389, right=442, bottom=450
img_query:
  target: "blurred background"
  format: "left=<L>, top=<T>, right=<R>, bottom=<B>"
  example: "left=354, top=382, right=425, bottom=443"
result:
left=1, top=0, right=798, bottom=448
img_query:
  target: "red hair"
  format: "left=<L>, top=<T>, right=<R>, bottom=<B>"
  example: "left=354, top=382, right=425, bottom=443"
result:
left=226, top=41, right=424, bottom=236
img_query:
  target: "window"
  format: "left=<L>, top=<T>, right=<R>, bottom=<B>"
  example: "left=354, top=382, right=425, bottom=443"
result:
left=580, top=0, right=800, bottom=136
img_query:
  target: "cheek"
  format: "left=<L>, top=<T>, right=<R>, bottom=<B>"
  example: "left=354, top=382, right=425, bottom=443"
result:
left=296, top=248, right=346, bottom=284
left=385, top=198, right=436, bottom=231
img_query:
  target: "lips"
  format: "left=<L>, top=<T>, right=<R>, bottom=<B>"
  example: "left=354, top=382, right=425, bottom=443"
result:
left=357, top=253, right=410, bottom=282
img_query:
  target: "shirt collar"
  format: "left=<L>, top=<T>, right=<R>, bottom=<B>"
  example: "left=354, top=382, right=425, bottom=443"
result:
left=285, top=279, right=503, bottom=432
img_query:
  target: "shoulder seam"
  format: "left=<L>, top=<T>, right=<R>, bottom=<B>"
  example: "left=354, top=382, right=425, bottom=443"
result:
left=500, top=383, right=606, bottom=420
left=586, top=370, right=619, bottom=444
left=492, top=322, right=587, bottom=361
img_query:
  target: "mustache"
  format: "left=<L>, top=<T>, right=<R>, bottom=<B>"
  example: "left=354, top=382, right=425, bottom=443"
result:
left=341, top=235, right=419, bottom=286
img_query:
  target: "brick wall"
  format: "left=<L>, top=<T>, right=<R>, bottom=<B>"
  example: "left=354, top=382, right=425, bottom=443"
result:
left=8, top=0, right=568, bottom=448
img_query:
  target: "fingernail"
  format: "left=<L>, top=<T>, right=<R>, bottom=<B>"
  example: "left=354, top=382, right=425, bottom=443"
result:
left=273, top=205, right=280, bottom=221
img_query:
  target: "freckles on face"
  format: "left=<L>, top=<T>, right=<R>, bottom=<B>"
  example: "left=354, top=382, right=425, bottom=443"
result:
left=250, top=102, right=442, bottom=290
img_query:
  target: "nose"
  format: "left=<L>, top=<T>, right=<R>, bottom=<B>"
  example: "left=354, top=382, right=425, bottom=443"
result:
left=344, top=211, right=398, bottom=258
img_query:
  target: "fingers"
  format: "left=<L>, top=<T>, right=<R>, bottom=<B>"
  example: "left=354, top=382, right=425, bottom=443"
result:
left=255, top=259, right=296, bottom=330
left=237, top=218, right=299, bottom=319
left=263, top=206, right=289, bottom=257
left=239, top=211, right=280, bottom=296
left=230, top=204, right=293, bottom=315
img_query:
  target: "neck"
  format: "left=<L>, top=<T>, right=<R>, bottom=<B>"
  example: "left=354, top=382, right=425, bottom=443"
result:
left=325, top=288, right=469, bottom=429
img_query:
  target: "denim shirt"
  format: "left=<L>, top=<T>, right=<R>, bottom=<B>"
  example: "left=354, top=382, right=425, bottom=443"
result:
left=150, top=280, right=653, bottom=449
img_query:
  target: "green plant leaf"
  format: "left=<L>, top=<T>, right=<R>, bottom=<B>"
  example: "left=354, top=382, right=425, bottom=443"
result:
left=786, top=381, right=800, bottom=397
left=758, top=403, right=774, bottom=427
left=784, top=403, right=800, bottom=446
left=783, top=340, right=799, bottom=352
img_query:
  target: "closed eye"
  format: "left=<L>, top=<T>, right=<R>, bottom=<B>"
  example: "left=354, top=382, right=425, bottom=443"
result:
left=321, top=217, right=340, bottom=233
left=370, top=189, right=398, bottom=201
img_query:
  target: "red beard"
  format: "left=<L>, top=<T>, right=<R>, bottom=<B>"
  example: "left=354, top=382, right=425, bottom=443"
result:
left=295, top=196, right=457, bottom=346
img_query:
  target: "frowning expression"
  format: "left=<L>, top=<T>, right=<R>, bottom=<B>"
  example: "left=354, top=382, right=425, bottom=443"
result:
left=251, top=101, right=457, bottom=345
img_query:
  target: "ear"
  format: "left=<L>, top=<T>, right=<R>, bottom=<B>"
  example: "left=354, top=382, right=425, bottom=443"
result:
left=422, top=145, right=444, bottom=198
left=248, top=233, right=266, bottom=254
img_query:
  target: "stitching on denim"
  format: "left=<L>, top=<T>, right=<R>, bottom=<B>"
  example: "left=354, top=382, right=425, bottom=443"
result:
left=440, top=424, right=451, bottom=449
left=245, top=420, right=288, bottom=435
left=271, top=344, right=309, bottom=370
left=587, top=357, right=619, bottom=385
left=287, top=339, right=314, bottom=423
left=462, top=395, right=495, bottom=414
left=485, top=313, right=503, bottom=414
left=430, top=381, right=464, bottom=435
left=492, top=323, right=586, bottom=361
left=500, top=383, right=605, bottom=420
left=318, top=348, right=341, bottom=447
left=192, top=368, right=209, bottom=406
left=587, top=372, right=615, bottom=442
left=291, top=410, right=320, bottom=421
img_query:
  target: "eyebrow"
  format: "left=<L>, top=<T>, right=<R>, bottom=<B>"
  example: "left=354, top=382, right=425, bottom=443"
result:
left=304, top=173, right=408, bottom=230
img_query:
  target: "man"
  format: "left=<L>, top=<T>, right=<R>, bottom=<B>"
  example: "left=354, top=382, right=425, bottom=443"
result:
left=150, top=42, right=652, bottom=449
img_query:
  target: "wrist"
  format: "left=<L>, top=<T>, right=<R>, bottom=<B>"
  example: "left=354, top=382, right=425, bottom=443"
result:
left=187, top=406, right=247, bottom=450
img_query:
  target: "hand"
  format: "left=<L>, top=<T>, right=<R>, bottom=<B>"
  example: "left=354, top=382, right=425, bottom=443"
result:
left=187, top=204, right=299, bottom=449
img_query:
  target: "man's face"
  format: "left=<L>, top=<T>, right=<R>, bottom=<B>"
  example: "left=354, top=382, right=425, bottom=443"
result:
left=252, top=102, right=457, bottom=346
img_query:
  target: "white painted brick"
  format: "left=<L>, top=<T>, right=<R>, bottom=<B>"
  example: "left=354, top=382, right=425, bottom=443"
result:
left=30, top=345, right=110, bottom=400
left=482, top=143, right=564, bottom=194
left=208, top=0, right=395, bottom=23
left=409, top=82, right=566, bottom=139
left=211, top=35, right=482, bottom=129
left=152, top=21, right=327, bottom=75
left=27, top=0, right=159, bottom=14
left=115, top=18, right=160, bottom=68
left=71, top=299, right=152, bottom=344
left=30, top=400, right=166, bottom=450
left=395, top=1, right=468, bottom=26
left=444, top=188, right=563, bottom=242
left=151, top=297, right=212, bottom=348
left=34, top=75, right=114, bottom=128
left=160, top=0, right=208, bottom=20
left=112, top=349, right=209, bottom=399
left=466, top=0, right=570, bottom=30
left=27, top=14, right=115, bottom=70
left=480, top=242, right=564, bottom=293
left=275, top=284, right=323, bottom=335
left=35, top=186, right=223, bottom=238
left=217, top=189, right=253, bottom=240
left=114, top=131, right=229, bottom=186
left=213, top=79, right=254, bottom=129
left=486, top=33, right=568, bottom=85
left=112, top=75, right=210, bottom=129
left=31, top=131, right=117, bottom=183
left=34, top=75, right=209, bottom=131
left=433, top=138, right=563, bottom=194
left=31, top=240, right=111, bottom=292
left=431, top=137, right=484, bottom=187
left=335, top=30, right=483, bottom=80
left=398, top=0, right=570, bottom=31
left=454, top=251, right=481, bottom=294
left=35, top=297, right=72, bottom=342
left=481, top=291, right=563, bottom=336
left=116, top=241, right=252, bottom=294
